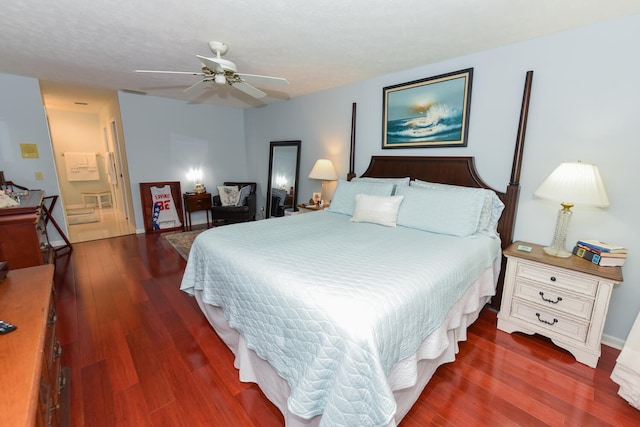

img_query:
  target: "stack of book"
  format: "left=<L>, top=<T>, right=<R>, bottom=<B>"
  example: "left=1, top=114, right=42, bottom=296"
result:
left=572, top=239, right=628, bottom=267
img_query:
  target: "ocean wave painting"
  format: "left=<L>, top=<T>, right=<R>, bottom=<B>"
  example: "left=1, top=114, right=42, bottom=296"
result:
left=386, top=103, right=463, bottom=143
left=383, top=68, right=473, bottom=148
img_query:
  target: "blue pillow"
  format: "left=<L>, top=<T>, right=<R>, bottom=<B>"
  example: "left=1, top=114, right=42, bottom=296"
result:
left=395, top=185, right=485, bottom=237
left=351, top=177, right=410, bottom=195
left=410, top=179, right=504, bottom=235
left=237, top=185, right=252, bottom=207
left=327, top=179, right=395, bottom=216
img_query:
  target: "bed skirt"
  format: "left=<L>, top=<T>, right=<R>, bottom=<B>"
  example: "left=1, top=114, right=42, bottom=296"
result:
left=194, top=262, right=498, bottom=426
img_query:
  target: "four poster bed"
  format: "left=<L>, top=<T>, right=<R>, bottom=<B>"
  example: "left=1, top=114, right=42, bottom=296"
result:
left=180, top=74, right=532, bottom=426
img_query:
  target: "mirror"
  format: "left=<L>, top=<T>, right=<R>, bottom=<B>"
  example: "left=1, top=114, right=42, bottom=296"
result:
left=266, top=140, right=301, bottom=218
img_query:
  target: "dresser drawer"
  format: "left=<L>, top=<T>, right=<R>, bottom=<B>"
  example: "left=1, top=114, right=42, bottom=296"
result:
left=515, top=261, right=598, bottom=297
left=510, top=300, right=589, bottom=343
left=513, top=279, right=595, bottom=320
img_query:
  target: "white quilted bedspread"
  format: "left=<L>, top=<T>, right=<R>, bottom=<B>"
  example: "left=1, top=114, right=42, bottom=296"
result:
left=180, top=211, right=500, bottom=426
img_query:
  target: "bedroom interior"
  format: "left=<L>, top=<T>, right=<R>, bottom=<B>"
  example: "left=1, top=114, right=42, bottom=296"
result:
left=1, top=2, right=640, bottom=426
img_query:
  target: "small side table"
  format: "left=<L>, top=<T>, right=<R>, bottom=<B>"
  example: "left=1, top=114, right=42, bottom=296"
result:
left=296, top=203, right=329, bottom=213
left=183, top=192, right=212, bottom=230
left=497, top=241, right=623, bottom=368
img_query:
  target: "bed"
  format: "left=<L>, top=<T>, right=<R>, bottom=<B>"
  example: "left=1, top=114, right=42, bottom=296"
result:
left=180, top=76, right=532, bottom=427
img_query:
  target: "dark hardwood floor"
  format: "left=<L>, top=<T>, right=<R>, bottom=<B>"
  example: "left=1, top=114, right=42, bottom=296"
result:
left=53, top=233, right=640, bottom=426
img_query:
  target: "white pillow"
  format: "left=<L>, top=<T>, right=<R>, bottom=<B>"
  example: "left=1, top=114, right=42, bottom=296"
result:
left=327, top=179, right=395, bottom=216
left=395, top=185, right=485, bottom=237
left=217, top=185, right=240, bottom=206
left=350, top=194, right=404, bottom=227
left=410, top=179, right=504, bottom=235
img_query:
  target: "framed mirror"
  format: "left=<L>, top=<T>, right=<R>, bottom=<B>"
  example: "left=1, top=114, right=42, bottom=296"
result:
left=266, top=140, right=301, bottom=218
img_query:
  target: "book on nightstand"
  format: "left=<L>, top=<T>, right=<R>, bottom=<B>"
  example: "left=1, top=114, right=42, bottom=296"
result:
left=576, top=239, right=628, bottom=254
left=573, top=245, right=627, bottom=267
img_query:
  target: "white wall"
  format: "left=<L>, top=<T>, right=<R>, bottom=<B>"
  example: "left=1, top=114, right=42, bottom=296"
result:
left=244, top=14, right=640, bottom=343
left=0, top=73, right=66, bottom=243
left=118, top=92, right=247, bottom=231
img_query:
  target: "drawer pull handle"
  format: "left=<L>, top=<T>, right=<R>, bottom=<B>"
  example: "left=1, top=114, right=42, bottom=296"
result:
left=53, top=342, right=62, bottom=359
left=549, top=276, right=557, bottom=282
left=539, top=292, right=562, bottom=304
left=536, top=313, right=558, bottom=326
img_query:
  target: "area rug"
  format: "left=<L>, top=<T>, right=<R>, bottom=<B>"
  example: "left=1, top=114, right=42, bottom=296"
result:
left=163, top=229, right=206, bottom=260
left=66, top=207, right=95, bottom=215
left=68, top=213, right=100, bottom=225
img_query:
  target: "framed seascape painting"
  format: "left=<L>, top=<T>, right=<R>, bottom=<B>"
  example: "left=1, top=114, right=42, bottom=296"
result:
left=382, top=68, right=473, bottom=149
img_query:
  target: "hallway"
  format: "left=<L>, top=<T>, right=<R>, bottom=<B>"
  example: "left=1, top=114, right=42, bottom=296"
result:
left=66, top=206, right=135, bottom=243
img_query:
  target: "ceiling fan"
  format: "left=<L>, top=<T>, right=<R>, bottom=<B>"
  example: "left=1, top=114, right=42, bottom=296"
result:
left=136, top=41, right=289, bottom=99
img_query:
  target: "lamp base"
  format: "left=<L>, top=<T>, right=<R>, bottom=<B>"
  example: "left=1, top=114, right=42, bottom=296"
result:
left=543, top=246, right=572, bottom=258
left=544, top=204, right=573, bottom=258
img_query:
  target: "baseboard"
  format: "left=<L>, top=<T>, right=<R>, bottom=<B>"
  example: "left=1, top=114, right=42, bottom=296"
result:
left=602, top=334, right=624, bottom=350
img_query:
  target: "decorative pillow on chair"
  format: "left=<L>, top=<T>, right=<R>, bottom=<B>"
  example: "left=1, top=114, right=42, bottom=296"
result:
left=217, top=185, right=240, bottom=206
left=271, top=188, right=287, bottom=206
left=236, top=185, right=252, bottom=207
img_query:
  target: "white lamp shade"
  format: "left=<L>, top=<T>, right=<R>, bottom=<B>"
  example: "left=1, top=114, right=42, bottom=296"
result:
left=534, top=162, right=609, bottom=208
left=308, top=159, right=338, bottom=181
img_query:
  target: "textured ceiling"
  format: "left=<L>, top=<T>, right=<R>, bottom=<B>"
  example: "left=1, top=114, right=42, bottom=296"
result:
left=3, top=1, right=639, bottom=111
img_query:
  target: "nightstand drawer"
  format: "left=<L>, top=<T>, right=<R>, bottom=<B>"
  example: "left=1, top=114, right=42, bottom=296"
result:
left=513, top=279, right=595, bottom=320
left=510, top=300, right=589, bottom=343
left=187, top=196, right=212, bottom=210
left=515, top=262, right=598, bottom=297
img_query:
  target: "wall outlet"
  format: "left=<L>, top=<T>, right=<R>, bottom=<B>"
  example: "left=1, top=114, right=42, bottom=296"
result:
left=260, top=206, right=265, bottom=211
left=35, top=171, right=43, bottom=180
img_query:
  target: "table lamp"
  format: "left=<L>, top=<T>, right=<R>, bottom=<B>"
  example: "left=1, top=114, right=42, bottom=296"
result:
left=308, top=159, right=338, bottom=204
left=534, top=161, right=609, bottom=257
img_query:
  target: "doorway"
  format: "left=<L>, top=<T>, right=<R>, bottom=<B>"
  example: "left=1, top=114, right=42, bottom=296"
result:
left=40, top=81, right=136, bottom=243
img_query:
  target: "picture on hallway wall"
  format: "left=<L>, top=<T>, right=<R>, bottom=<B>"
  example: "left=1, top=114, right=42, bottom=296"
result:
left=382, top=68, right=473, bottom=149
left=140, top=181, right=184, bottom=233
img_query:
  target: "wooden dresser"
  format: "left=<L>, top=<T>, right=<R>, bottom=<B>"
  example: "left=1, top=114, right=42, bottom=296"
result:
left=0, top=265, right=68, bottom=426
left=0, top=190, right=52, bottom=269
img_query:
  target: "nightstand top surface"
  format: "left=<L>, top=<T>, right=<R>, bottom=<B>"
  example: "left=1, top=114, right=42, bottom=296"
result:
left=505, top=241, right=623, bottom=283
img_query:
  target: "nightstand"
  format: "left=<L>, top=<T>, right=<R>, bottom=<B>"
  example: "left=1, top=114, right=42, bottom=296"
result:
left=497, top=241, right=623, bottom=368
left=296, top=203, right=329, bottom=213
left=183, top=192, right=212, bottom=230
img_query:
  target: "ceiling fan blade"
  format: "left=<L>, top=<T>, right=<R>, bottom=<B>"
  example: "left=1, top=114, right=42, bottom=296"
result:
left=135, top=70, right=206, bottom=76
left=232, top=81, right=267, bottom=99
left=183, top=79, right=213, bottom=93
left=196, top=55, right=225, bottom=72
left=237, top=73, right=289, bottom=86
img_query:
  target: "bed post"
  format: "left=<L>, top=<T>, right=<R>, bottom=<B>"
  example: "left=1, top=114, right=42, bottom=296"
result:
left=347, top=102, right=357, bottom=181
left=492, top=70, right=533, bottom=310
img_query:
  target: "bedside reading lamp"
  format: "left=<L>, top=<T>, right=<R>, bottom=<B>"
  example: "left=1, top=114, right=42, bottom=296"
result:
left=534, top=161, right=609, bottom=257
left=187, top=168, right=205, bottom=194
left=308, top=159, right=338, bottom=204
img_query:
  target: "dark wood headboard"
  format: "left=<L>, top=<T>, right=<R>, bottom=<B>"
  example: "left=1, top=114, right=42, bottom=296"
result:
left=359, top=156, right=519, bottom=253
left=349, top=71, right=533, bottom=310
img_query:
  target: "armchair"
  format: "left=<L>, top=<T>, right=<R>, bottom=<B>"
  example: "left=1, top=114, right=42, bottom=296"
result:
left=211, top=182, right=257, bottom=225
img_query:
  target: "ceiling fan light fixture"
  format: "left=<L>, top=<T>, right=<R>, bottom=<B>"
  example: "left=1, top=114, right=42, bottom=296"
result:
left=214, top=74, right=227, bottom=84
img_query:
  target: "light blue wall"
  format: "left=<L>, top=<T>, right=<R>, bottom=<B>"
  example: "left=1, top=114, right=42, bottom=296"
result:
left=118, top=92, right=246, bottom=231
left=0, top=74, right=65, bottom=243
left=244, top=14, right=640, bottom=344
